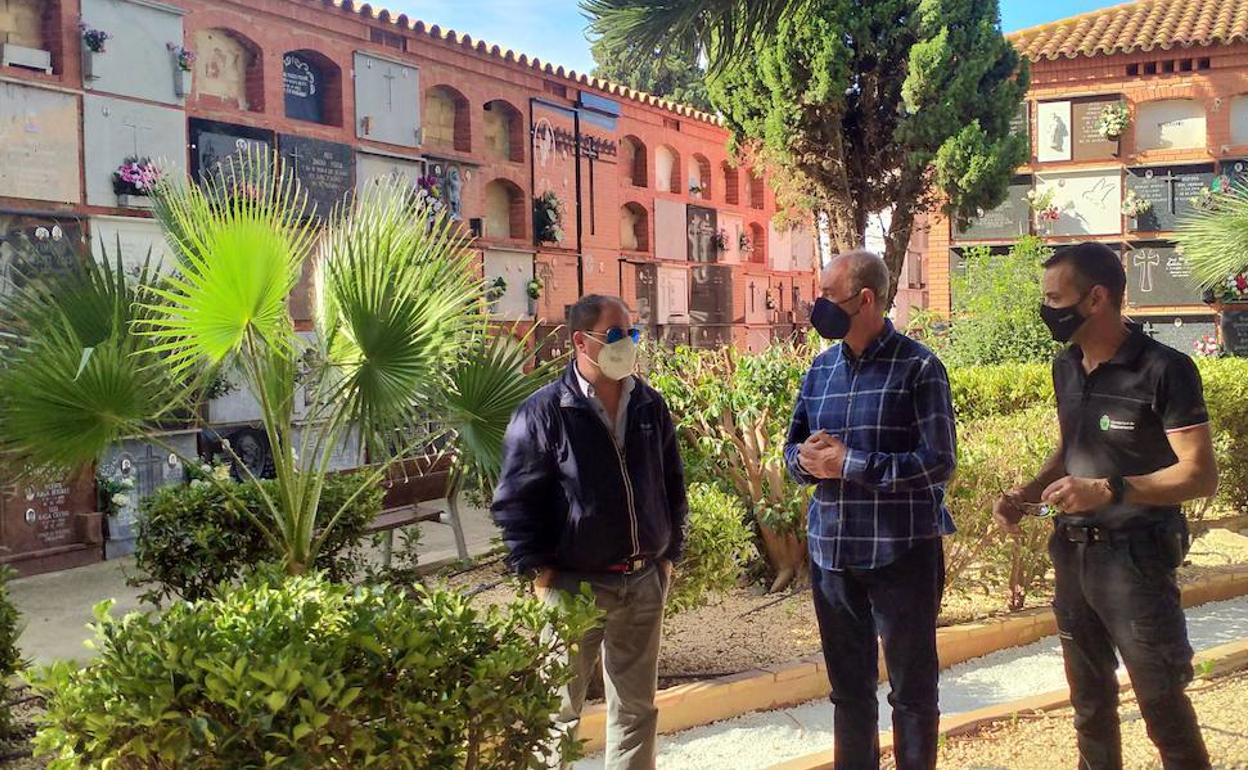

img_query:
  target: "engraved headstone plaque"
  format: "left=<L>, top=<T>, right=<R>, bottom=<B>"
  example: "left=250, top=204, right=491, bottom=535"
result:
left=1221, top=309, right=1248, bottom=357
left=1037, top=101, right=1072, bottom=162
left=1141, top=315, right=1215, bottom=355
left=954, top=178, right=1031, bottom=242
left=687, top=205, right=718, bottom=263
left=1125, top=242, right=1203, bottom=307
left=1034, top=170, right=1122, bottom=236
left=1072, top=97, right=1121, bottom=162
left=279, top=135, right=354, bottom=218
left=0, top=83, right=81, bottom=203
left=189, top=118, right=274, bottom=182
left=689, top=265, right=732, bottom=324
left=283, top=52, right=325, bottom=123
left=0, top=212, right=85, bottom=299
left=1126, top=164, right=1215, bottom=233
left=83, top=95, right=188, bottom=207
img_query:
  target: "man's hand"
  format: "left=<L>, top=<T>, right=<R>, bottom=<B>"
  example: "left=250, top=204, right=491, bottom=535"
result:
left=661, top=559, right=674, bottom=584
left=992, top=490, right=1026, bottom=535
left=798, top=431, right=847, bottom=480
left=1042, top=476, right=1113, bottom=513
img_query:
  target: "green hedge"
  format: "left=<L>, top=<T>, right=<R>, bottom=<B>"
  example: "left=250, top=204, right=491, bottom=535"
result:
left=132, top=470, right=384, bottom=604
left=33, top=570, right=599, bottom=769
left=948, top=363, right=1053, bottom=423
left=668, top=484, right=757, bottom=613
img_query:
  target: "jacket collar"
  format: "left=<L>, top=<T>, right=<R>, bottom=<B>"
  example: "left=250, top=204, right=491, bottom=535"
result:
left=559, top=361, right=652, bottom=410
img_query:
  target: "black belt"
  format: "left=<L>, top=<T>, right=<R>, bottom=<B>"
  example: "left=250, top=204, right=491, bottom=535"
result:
left=1054, top=519, right=1157, bottom=546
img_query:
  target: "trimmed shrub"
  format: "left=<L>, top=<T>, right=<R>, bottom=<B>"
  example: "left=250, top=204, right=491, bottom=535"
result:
left=32, top=570, right=599, bottom=769
left=668, top=484, right=757, bottom=613
left=131, top=470, right=384, bottom=604
left=945, top=407, right=1057, bottom=611
left=948, top=363, right=1053, bottom=423
left=1197, top=357, right=1248, bottom=514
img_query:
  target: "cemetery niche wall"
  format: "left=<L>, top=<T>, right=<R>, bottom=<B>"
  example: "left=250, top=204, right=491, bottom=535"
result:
left=83, top=94, right=186, bottom=208
left=80, top=0, right=186, bottom=105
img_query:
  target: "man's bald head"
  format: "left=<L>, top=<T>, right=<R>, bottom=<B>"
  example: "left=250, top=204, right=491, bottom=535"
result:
left=821, top=250, right=891, bottom=309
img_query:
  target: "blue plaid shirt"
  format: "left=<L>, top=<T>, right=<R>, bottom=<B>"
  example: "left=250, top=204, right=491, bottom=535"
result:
left=784, top=321, right=957, bottom=571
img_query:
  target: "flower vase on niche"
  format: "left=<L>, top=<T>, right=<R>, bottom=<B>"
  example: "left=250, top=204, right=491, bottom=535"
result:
left=168, top=44, right=196, bottom=98
left=80, top=25, right=110, bottom=82
left=113, top=157, right=162, bottom=210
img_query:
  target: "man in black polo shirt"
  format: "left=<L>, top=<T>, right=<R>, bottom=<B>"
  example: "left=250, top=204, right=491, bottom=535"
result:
left=994, top=242, right=1217, bottom=770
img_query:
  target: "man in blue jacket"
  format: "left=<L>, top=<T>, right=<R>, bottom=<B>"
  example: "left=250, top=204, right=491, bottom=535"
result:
left=492, top=293, right=688, bottom=770
left=785, top=250, right=957, bottom=770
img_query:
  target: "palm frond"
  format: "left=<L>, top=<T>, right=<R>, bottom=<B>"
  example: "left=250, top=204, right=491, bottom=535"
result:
left=581, top=0, right=799, bottom=73
left=443, top=326, right=564, bottom=492
left=316, top=176, right=483, bottom=454
left=0, top=251, right=176, bottom=477
left=141, top=147, right=315, bottom=376
left=1175, top=185, right=1248, bottom=289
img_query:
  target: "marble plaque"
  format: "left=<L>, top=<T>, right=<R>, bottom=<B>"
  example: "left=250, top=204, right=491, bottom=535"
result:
left=81, top=0, right=185, bottom=105
left=1141, top=315, right=1215, bottom=355
left=532, top=102, right=579, bottom=248
left=691, top=324, right=731, bottom=349
left=1010, top=102, right=1030, bottom=142
left=746, top=327, right=772, bottom=352
left=1232, top=96, right=1248, bottom=147
left=1136, top=100, right=1206, bottom=152
left=99, top=430, right=196, bottom=557
left=634, top=262, right=657, bottom=327
left=1220, top=158, right=1248, bottom=192
left=954, top=180, right=1031, bottom=242
left=792, top=225, right=816, bottom=271
left=1222, top=310, right=1248, bottom=357
left=0, top=471, right=94, bottom=558
left=656, top=265, right=689, bottom=323
left=279, top=134, right=354, bottom=219
left=0, top=83, right=81, bottom=203
left=768, top=223, right=794, bottom=272
left=356, top=151, right=425, bottom=189
left=1072, top=97, right=1122, bottom=161
left=188, top=118, right=273, bottom=183
left=719, top=212, right=745, bottom=265
left=1034, top=170, right=1122, bottom=236
left=89, top=215, right=174, bottom=274
left=1125, top=242, right=1203, bottom=307
left=687, top=205, right=717, bottom=263
left=355, top=52, right=420, bottom=147
left=83, top=94, right=186, bottom=207
left=0, top=212, right=86, bottom=299
left=654, top=198, right=686, bottom=261
left=689, top=264, right=732, bottom=324
left=284, top=52, right=325, bottom=124
left=1037, top=101, right=1072, bottom=162
left=745, top=275, right=769, bottom=325
left=484, top=250, right=535, bottom=320
left=1126, top=164, right=1215, bottom=233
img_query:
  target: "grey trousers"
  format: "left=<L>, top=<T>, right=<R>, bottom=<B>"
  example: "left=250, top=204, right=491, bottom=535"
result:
left=542, top=564, right=668, bottom=770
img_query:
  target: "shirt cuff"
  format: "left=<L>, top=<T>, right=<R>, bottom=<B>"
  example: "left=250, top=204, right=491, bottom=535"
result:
left=841, top=448, right=869, bottom=483
left=787, top=447, right=818, bottom=484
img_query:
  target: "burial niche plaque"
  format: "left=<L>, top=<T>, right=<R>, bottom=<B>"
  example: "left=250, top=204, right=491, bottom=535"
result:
left=686, top=206, right=718, bottom=263
left=279, top=135, right=354, bottom=218
left=1037, top=101, right=1072, bottom=163
left=0, top=83, right=81, bottom=204
left=689, top=265, right=733, bottom=324
left=1126, top=164, right=1215, bottom=233
left=1125, top=242, right=1203, bottom=308
left=1072, top=97, right=1121, bottom=162
left=189, top=118, right=274, bottom=182
left=284, top=53, right=325, bottom=124
left=1222, top=310, right=1248, bottom=357
left=954, top=177, right=1031, bottom=242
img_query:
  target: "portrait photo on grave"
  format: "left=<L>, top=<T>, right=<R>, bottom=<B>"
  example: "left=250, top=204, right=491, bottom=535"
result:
left=188, top=118, right=274, bottom=182
left=0, top=212, right=86, bottom=300
left=687, top=205, right=717, bottom=263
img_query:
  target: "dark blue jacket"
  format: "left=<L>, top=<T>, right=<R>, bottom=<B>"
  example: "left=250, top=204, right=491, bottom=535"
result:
left=491, top=363, right=688, bottom=574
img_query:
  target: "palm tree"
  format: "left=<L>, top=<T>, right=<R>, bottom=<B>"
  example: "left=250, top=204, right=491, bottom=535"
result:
left=1175, top=185, right=1248, bottom=290
left=581, top=0, right=798, bottom=72
left=0, top=151, right=555, bottom=575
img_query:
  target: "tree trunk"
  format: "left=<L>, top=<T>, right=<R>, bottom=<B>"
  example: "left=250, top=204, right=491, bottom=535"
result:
left=756, top=519, right=806, bottom=593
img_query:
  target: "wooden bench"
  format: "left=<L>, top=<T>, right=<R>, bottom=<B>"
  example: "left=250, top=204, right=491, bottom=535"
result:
left=365, top=505, right=443, bottom=568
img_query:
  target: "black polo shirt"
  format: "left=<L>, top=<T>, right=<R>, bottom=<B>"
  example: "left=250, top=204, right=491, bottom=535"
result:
left=1053, top=324, right=1209, bottom=529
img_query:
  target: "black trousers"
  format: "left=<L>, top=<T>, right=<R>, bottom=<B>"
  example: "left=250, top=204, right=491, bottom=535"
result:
left=810, top=537, right=945, bottom=770
left=1050, top=528, right=1210, bottom=770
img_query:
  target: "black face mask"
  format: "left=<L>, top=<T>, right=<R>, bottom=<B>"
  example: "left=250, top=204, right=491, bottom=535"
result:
left=811, top=291, right=863, bottom=341
left=1039, top=295, right=1089, bottom=343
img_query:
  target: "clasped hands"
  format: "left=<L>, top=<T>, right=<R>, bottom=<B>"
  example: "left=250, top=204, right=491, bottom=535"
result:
left=798, top=430, right=848, bottom=480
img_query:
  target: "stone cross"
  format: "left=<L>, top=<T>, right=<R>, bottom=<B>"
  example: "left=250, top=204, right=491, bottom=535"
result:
left=1134, top=250, right=1161, bottom=294
left=382, top=67, right=398, bottom=110
left=121, top=116, right=153, bottom=157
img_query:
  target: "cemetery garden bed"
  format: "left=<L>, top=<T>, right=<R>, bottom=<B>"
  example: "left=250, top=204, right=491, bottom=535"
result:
left=441, top=528, right=1248, bottom=692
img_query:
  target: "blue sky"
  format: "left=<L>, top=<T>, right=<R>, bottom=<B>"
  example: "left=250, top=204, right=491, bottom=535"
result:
left=385, top=0, right=1119, bottom=77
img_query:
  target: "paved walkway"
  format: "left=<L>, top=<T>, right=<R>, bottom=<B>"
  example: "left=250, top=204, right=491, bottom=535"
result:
left=8, top=496, right=498, bottom=665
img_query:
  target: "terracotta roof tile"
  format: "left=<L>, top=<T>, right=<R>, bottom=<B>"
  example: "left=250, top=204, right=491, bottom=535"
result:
left=1010, top=0, right=1248, bottom=61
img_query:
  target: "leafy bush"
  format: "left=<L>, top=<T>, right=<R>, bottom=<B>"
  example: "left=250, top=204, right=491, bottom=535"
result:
left=943, top=236, right=1063, bottom=367
left=0, top=567, right=23, bottom=739
left=1197, top=358, right=1248, bottom=514
left=947, top=363, right=1053, bottom=422
left=945, top=407, right=1057, bottom=611
left=668, top=484, right=757, bottom=613
left=32, top=570, right=599, bottom=770
left=132, top=470, right=384, bottom=604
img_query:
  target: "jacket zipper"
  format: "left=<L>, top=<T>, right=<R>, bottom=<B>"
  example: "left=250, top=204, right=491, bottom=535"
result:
left=612, top=435, right=640, bottom=558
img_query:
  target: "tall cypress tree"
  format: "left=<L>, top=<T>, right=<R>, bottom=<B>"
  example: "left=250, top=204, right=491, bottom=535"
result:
left=588, top=0, right=1028, bottom=305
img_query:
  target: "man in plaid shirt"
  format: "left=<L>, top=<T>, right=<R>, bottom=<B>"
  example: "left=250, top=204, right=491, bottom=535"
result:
left=784, top=250, right=957, bottom=770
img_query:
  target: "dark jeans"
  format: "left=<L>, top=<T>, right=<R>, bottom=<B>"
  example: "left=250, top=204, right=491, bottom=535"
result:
left=810, top=537, right=945, bottom=770
left=1050, top=528, right=1210, bottom=770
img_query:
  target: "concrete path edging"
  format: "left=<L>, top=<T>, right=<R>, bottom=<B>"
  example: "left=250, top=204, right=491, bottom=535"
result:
left=576, top=565, right=1248, bottom=754
left=764, top=635, right=1248, bottom=770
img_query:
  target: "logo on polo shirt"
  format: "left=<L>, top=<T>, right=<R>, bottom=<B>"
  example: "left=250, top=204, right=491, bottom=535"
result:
left=1099, top=414, right=1135, bottom=431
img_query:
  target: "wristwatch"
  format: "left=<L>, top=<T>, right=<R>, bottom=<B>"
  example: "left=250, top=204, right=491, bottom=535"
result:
left=1108, top=475, right=1127, bottom=505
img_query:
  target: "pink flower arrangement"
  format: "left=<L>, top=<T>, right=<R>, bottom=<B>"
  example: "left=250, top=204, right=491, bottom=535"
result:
left=1194, top=335, right=1222, bottom=357
left=112, top=157, right=162, bottom=196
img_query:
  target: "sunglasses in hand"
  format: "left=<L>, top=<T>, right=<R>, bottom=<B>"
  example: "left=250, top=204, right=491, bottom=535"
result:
left=1000, top=489, right=1058, bottom=519
left=586, top=327, right=642, bottom=345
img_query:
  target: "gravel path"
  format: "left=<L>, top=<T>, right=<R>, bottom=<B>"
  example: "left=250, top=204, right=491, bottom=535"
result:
left=573, top=595, right=1248, bottom=770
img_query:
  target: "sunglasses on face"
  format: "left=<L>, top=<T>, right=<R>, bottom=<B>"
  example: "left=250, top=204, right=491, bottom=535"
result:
left=586, top=327, right=642, bottom=345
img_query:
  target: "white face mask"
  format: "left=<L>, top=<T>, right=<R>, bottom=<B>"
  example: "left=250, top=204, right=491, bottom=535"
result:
left=591, top=338, right=638, bottom=381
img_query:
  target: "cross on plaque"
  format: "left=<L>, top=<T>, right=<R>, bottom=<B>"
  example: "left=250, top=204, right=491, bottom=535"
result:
left=121, top=116, right=154, bottom=157
left=749, top=281, right=756, bottom=313
left=285, top=144, right=304, bottom=175
left=382, top=67, right=398, bottom=111
left=1134, top=250, right=1161, bottom=293
left=1158, top=169, right=1180, bottom=214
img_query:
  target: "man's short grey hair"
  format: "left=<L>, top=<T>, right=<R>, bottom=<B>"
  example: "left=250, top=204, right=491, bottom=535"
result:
left=834, top=249, right=891, bottom=300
